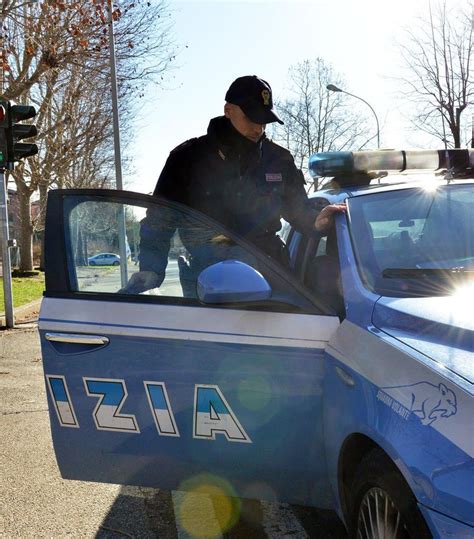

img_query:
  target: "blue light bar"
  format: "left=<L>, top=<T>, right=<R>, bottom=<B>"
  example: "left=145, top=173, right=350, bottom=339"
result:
left=308, top=149, right=474, bottom=179
left=308, top=151, right=354, bottom=177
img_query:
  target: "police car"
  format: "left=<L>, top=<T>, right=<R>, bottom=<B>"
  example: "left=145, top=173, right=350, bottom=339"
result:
left=40, top=149, right=473, bottom=538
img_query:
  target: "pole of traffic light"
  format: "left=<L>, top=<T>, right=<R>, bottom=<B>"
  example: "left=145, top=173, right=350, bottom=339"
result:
left=0, top=100, right=14, bottom=327
left=0, top=167, right=14, bottom=327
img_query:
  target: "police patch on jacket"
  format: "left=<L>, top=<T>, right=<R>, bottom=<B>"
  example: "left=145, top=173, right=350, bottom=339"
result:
left=265, top=173, right=282, bottom=182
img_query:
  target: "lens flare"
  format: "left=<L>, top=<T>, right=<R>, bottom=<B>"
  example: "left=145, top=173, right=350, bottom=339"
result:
left=451, top=281, right=474, bottom=311
left=176, top=474, right=241, bottom=538
left=237, top=376, right=272, bottom=411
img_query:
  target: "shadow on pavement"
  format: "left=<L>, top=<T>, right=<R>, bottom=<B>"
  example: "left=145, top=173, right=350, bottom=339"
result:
left=95, top=485, right=348, bottom=538
left=95, top=487, right=176, bottom=539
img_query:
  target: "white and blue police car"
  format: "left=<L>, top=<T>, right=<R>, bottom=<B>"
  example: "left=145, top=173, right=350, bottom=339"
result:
left=40, top=149, right=473, bottom=538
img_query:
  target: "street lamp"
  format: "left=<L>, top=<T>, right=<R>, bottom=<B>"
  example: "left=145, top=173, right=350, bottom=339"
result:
left=327, top=84, right=380, bottom=148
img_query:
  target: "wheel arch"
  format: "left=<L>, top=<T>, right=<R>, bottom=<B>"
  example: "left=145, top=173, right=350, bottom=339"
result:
left=338, top=434, right=433, bottom=538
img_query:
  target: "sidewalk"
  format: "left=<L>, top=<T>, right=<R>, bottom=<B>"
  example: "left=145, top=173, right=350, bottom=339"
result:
left=0, top=298, right=42, bottom=327
left=0, top=326, right=161, bottom=537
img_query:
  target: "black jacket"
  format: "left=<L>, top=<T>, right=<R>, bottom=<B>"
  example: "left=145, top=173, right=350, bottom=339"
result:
left=139, top=117, right=318, bottom=293
left=153, top=116, right=317, bottom=255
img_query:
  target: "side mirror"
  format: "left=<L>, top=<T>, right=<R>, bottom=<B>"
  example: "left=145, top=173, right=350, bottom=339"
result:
left=197, top=260, right=272, bottom=304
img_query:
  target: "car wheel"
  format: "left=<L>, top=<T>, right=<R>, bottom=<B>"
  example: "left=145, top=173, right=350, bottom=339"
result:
left=349, top=448, right=431, bottom=539
left=89, top=261, right=96, bottom=266
left=113, top=261, right=120, bottom=266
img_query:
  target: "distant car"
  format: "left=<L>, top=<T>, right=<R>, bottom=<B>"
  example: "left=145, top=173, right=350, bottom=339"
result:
left=87, top=253, right=120, bottom=266
left=40, top=150, right=473, bottom=538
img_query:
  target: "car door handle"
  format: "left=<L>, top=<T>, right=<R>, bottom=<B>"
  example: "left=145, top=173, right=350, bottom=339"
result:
left=45, top=333, right=110, bottom=345
left=335, top=366, right=356, bottom=387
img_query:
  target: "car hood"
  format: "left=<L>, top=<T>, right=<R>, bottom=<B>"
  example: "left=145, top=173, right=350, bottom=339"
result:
left=373, top=296, right=473, bottom=385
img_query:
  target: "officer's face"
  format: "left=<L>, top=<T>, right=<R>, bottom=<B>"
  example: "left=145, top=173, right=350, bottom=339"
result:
left=224, top=103, right=265, bottom=142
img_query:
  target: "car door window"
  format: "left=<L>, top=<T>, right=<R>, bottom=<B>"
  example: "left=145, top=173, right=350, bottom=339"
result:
left=69, top=199, right=255, bottom=298
left=61, top=193, right=323, bottom=313
left=302, top=229, right=345, bottom=319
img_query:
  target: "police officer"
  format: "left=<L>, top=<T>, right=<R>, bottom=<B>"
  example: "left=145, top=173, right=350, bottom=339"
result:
left=154, top=75, right=344, bottom=260
left=125, top=75, right=345, bottom=295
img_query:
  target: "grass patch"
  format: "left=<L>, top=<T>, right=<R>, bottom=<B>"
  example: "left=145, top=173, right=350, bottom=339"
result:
left=0, top=273, right=45, bottom=309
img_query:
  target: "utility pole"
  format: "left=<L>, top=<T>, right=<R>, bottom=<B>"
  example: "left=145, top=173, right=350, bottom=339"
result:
left=471, top=113, right=474, bottom=148
left=108, top=0, right=128, bottom=288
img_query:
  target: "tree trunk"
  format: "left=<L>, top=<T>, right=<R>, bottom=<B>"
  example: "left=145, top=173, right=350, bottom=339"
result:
left=453, top=108, right=462, bottom=148
left=17, top=190, right=34, bottom=272
left=38, top=183, right=48, bottom=271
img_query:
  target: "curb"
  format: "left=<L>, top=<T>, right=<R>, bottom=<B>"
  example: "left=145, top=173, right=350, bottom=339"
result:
left=0, top=298, right=42, bottom=327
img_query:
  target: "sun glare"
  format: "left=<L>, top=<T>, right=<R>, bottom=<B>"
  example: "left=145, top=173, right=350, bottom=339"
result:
left=422, top=178, right=439, bottom=192
left=451, top=282, right=474, bottom=317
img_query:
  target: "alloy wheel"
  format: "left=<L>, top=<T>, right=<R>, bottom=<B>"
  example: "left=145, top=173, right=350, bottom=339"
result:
left=357, top=487, right=409, bottom=539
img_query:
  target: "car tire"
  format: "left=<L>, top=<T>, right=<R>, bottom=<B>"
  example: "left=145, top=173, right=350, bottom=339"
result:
left=349, top=448, right=431, bottom=539
left=89, top=261, right=96, bottom=266
left=113, top=261, right=120, bottom=266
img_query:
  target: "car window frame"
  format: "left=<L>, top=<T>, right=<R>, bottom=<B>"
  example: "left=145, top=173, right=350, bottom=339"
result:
left=297, top=225, right=346, bottom=319
left=345, top=184, right=474, bottom=297
left=45, top=188, right=336, bottom=315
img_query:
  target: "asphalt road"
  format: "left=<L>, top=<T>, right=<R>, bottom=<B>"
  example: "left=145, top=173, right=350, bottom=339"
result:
left=0, top=325, right=347, bottom=538
left=77, top=260, right=182, bottom=296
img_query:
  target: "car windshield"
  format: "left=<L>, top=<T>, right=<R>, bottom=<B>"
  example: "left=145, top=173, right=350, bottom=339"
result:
left=347, top=183, right=474, bottom=297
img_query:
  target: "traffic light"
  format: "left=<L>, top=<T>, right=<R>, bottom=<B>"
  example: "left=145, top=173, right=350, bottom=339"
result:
left=7, top=104, right=38, bottom=163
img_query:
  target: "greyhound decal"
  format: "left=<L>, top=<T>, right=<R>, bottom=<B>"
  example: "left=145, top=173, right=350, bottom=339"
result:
left=381, top=382, right=457, bottom=426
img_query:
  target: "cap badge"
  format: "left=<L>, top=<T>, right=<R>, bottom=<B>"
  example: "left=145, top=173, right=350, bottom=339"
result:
left=261, top=89, right=271, bottom=106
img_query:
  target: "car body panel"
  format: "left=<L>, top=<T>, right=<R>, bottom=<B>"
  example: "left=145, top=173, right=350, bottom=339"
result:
left=373, top=296, right=473, bottom=385
left=420, top=504, right=474, bottom=539
left=318, top=188, right=474, bottom=528
left=40, top=296, right=340, bottom=507
left=324, top=320, right=473, bottom=525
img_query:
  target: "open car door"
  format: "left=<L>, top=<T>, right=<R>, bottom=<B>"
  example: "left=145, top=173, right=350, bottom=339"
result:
left=39, top=189, right=339, bottom=507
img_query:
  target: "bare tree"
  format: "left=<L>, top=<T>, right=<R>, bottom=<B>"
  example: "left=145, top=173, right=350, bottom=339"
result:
left=398, top=0, right=473, bottom=148
left=1, top=1, right=176, bottom=99
left=272, top=59, right=371, bottom=174
left=9, top=68, right=116, bottom=272
left=1, top=0, right=177, bottom=271
left=30, top=65, right=126, bottom=269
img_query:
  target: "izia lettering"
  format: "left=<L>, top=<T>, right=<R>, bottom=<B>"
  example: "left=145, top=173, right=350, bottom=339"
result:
left=144, top=381, right=180, bottom=437
left=84, top=378, right=140, bottom=433
left=45, top=376, right=251, bottom=443
left=194, top=385, right=251, bottom=443
left=46, top=375, right=79, bottom=428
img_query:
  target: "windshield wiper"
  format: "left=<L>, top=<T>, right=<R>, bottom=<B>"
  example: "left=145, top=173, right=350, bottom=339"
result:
left=382, top=268, right=474, bottom=279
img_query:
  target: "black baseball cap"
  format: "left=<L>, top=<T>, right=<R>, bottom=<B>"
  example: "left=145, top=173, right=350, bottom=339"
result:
left=225, top=75, right=284, bottom=125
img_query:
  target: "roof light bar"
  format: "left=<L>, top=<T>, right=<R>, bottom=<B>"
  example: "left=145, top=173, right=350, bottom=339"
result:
left=309, top=149, right=474, bottom=178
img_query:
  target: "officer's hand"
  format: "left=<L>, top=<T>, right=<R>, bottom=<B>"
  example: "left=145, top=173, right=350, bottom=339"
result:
left=314, top=203, right=347, bottom=234
left=211, top=234, right=235, bottom=245
left=118, top=271, right=160, bottom=294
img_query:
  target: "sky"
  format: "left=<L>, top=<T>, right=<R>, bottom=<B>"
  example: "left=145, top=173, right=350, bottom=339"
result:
left=127, top=0, right=463, bottom=193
